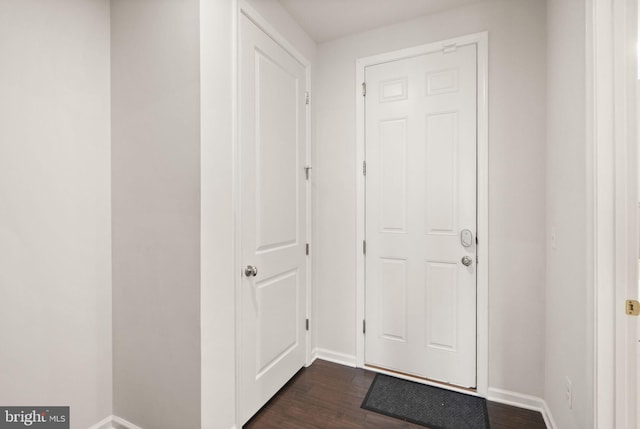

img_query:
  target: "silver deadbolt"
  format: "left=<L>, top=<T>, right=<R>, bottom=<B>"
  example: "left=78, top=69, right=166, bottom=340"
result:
left=460, top=229, right=473, bottom=248
left=244, top=265, right=258, bottom=277
left=461, top=256, right=473, bottom=267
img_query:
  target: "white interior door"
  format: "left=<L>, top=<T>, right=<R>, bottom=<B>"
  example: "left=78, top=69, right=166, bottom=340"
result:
left=239, top=14, right=307, bottom=424
left=364, top=44, right=477, bottom=388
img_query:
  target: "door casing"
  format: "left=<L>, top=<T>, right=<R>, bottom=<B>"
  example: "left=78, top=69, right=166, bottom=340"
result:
left=588, top=0, right=638, bottom=427
left=234, top=1, right=313, bottom=426
left=355, top=32, right=489, bottom=397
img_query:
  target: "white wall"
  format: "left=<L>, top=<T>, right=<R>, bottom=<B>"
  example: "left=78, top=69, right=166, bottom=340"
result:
left=0, top=1, right=112, bottom=428
left=545, top=0, right=591, bottom=427
left=200, top=0, right=235, bottom=428
left=314, top=0, right=547, bottom=398
left=111, top=1, right=201, bottom=428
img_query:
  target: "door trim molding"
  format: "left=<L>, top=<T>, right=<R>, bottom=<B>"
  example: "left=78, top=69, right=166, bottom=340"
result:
left=234, top=1, right=312, bottom=426
left=354, top=32, right=489, bottom=396
left=587, top=0, right=638, bottom=427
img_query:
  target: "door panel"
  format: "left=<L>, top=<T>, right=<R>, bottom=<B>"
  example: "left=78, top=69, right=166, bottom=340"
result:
left=365, top=45, right=477, bottom=388
left=239, top=14, right=307, bottom=424
left=425, top=261, right=458, bottom=351
left=255, top=50, right=299, bottom=251
left=379, top=118, right=408, bottom=232
left=425, top=112, right=458, bottom=234
left=380, top=257, right=408, bottom=342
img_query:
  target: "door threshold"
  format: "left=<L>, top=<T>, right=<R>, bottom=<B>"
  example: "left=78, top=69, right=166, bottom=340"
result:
left=364, top=364, right=480, bottom=397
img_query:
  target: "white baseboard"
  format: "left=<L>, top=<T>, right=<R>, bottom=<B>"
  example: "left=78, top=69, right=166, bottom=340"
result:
left=87, top=416, right=143, bottom=429
left=87, top=416, right=113, bottom=429
left=313, top=348, right=357, bottom=367
left=541, top=400, right=558, bottom=429
left=487, top=387, right=557, bottom=429
left=111, top=416, right=143, bottom=429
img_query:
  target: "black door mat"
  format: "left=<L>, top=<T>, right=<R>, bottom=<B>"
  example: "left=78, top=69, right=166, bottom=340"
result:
left=361, top=373, right=490, bottom=429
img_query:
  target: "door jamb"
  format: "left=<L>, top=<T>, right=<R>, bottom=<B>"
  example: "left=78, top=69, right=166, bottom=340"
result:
left=234, top=1, right=313, bottom=426
left=354, top=32, right=489, bottom=397
left=588, top=0, right=638, bottom=427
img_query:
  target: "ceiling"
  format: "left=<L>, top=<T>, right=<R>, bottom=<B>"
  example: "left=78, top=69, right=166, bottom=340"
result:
left=278, top=0, right=488, bottom=43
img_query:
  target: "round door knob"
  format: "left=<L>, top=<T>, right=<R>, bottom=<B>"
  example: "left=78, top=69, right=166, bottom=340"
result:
left=461, top=256, right=473, bottom=267
left=244, top=265, right=258, bottom=277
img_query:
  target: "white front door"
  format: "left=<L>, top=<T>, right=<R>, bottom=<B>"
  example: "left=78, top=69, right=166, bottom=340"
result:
left=239, top=14, right=308, bottom=424
left=364, top=44, right=478, bottom=388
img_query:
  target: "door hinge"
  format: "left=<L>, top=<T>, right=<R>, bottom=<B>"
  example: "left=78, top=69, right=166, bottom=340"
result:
left=305, top=165, right=312, bottom=180
left=363, top=240, right=366, bottom=255
left=305, top=91, right=310, bottom=105
left=306, top=318, right=310, bottom=331
left=363, top=320, right=366, bottom=334
left=626, top=299, right=640, bottom=316
left=363, top=160, right=367, bottom=176
left=306, top=243, right=310, bottom=255
left=362, top=82, right=367, bottom=97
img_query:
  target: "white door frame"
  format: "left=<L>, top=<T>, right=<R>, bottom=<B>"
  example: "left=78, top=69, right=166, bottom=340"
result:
left=355, top=32, right=489, bottom=396
left=233, top=1, right=313, bottom=426
left=588, top=0, right=638, bottom=427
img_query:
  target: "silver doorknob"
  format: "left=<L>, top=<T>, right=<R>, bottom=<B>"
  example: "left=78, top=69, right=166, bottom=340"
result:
left=461, top=256, right=473, bottom=267
left=244, top=265, right=258, bottom=277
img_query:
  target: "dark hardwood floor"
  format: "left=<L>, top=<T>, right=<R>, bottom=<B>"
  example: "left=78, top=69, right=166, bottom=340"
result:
left=244, top=360, right=547, bottom=429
